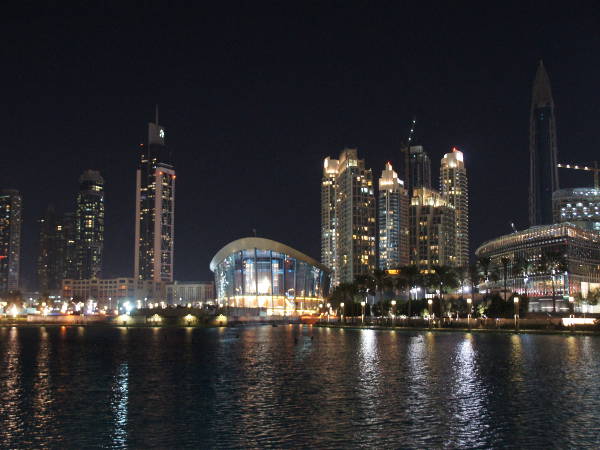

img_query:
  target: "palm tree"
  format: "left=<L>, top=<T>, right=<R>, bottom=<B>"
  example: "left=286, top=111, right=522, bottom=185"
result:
left=455, top=265, right=469, bottom=300
left=430, top=265, right=458, bottom=315
left=370, top=269, right=392, bottom=304
left=400, top=265, right=420, bottom=317
left=478, top=256, right=492, bottom=283
left=538, top=250, right=568, bottom=313
left=468, top=263, right=481, bottom=295
left=513, top=255, right=532, bottom=297
left=500, top=256, right=511, bottom=301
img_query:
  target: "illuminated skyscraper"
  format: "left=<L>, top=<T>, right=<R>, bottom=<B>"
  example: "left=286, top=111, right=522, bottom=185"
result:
left=409, top=187, right=455, bottom=271
left=323, top=148, right=376, bottom=283
left=529, top=61, right=559, bottom=226
left=440, top=148, right=469, bottom=267
left=0, top=189, right=22, bottom=293
left=409, top=145, right=431, bottom=193
left=377, top=162, right=409, bottom=269
left=321, top=157, right=339, bottom=284
left=76, top=170, right=104, bottom=279
left=135, top=109, right=175, bottom=282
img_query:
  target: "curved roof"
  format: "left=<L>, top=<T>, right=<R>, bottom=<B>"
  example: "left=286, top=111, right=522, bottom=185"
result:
left=210, top=237, right=330, bottom=273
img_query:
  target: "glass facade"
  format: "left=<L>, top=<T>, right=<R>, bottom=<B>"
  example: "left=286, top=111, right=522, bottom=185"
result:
left=212, top=239, right=330, bottom=315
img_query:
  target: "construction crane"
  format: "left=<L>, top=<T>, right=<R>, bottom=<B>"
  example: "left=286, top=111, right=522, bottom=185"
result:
left=557, top=161, right=600, bottom=189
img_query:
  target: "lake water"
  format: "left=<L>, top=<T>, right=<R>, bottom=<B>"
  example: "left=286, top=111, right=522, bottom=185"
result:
left=1, top=325, right=599, bottom=448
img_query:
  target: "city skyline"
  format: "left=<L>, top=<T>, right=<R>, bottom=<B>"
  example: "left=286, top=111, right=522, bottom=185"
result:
left=2, top=3, right=599, bottom=288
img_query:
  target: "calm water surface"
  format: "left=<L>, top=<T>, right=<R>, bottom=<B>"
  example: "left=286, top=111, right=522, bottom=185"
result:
left=1, top=325, right=599, bottom=448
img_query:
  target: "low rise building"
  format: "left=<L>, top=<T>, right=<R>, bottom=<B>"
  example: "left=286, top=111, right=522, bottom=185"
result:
left=166, top=281, right=214, bottom=305
left=62, top=277, right=165, bottom=310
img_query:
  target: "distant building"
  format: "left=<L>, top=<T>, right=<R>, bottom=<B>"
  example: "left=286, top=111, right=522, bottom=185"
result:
left=0, top=189, right=22, bottom=293
left=440, top=148, right=469, bottom=267
left=166, top=281, right=214, bottom=305
left=337, top=149, right=376, bottom=283
left=475, top=223, right=600, bottom=311
left=62, top=277, right=166, bottom=309
left=529, top=61, right=559, bottom=226
left=210, top=237, right=330, bottom=315
left=135, top=109, right=175, bottom=282
left=38, top=206, right=66, bottom=293
left=321, top=157, right=339, bottom=284
left=553, top=188, right=600, bottom=231
left=409, top=187, right=456, bottom=271
left=377, top=162, right=409, bottom=269
left=409, top=145, right=432, bottom=193
left=76, top=170, right=104, bottom=278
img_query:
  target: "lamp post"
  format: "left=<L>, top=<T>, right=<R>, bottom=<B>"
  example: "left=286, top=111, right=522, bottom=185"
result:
left=428, top=298, right=433, bottom=328
left=361, top=301, right=366, bottom=325
left=466, top=297, right=472, bottom=329
left=391, top=300, right=397, bottom=326
left=327, top=302, right=331, bottom=323
left=569, top=296, right=575, bottom=318
left=513, top=296, right=520, bottom=331
left=340, top=302, right=345, bottom=324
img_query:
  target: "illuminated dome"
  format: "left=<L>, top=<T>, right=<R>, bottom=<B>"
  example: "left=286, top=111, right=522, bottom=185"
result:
left=210, top=237, right=330, bottom=316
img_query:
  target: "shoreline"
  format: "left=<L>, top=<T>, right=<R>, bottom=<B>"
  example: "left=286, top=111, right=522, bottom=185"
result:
left=314, top=322, right=600, bottom=336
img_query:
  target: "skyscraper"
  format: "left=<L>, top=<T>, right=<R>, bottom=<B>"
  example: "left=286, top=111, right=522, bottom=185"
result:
left=0, top=189, right=22, bottom=293
left=409, top=145, right=432, bottom=193
left=440, top=148, right=469, bottom=267
left=38, top=206, right=65, bottom=293
left=529, top=61, right=559, bottom=226
left=332, top=148, right=376, bottom=283
left=321, top=157, right=339, bottom=284
left=135, top=109, right=175, bottom=282
left=409, top=187, right=455, bottom=271
left=378, top=162, right=409, bottom=269
left=76, top=170, right=104, bottom=279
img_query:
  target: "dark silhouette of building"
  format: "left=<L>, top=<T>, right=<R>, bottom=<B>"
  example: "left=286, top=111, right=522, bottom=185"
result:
left=529, top=61, right=559, bottom=226
left=134, top=108, right=175, bottom=282
left=0, top=189, right=22, bottom=293
left=76, top=170, right=104, bottom=278
left=409, top=145, right=432, bottom=194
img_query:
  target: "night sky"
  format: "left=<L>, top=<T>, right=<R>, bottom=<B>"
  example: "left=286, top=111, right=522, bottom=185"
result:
left=3, top=3, right=600, bottom=288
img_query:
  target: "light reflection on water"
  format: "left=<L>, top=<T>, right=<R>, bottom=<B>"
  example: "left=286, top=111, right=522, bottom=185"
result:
left=1, top=326, right=600, bottom=448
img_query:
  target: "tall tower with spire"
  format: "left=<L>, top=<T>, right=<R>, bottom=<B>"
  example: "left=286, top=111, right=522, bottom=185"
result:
left=134, top=107, right=176, bottom=283
left=529, top=61, right=559, bottom=226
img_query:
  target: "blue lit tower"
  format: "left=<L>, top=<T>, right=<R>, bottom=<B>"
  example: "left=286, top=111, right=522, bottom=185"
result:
left=134, top=107, right=175, bottom=282
left=378, top=162, right=409, bottom=269
left=529, top=61, right=559, bottom=226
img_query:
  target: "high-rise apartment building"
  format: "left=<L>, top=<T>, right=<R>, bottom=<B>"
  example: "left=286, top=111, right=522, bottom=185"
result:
left=0, top=189, right=22, bottom=293
left=321, top=157, right=339, bottom=284
left=76, top=170, right=104, bottom=279
left=440, top=148, right=469, bottom=267
left=529, top=61, right=559, bottom=226
left=320, top=148, right=376, bottom=284
left=378, top=162, right=409, bottom=269
left=409, top=145, right=432, bottom=193
left=135, top=110, right=175, bottom=282
left=409, top=187, right=455, bottom=271
left=38, top=206, right=66, bottom=293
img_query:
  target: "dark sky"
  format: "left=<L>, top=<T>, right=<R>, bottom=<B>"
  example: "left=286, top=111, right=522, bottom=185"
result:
left=2, top=2, right=600, bottom=288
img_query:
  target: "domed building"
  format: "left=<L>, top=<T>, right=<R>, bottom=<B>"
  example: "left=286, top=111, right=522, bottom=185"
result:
left=210, top=237, right=331, bottom=316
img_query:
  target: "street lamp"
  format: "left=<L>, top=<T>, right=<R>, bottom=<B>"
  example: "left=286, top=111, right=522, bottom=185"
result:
left=361, top=301, right=366, bottom=324
left=428, top=298, right=433, bottom=328
left=513, top=296, right=520, bottom=330
left=391, top=300, right=397, bottom=326
left=466, top=297, right=472, bottom=329
left=569, top=296, right=575, bottom=318
left=327, top=302, right=331, bottom=323
left=340, top=302, right=345, bottom=324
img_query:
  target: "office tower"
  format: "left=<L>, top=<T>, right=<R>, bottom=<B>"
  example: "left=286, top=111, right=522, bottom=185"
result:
left=378, top=162, right=409, bottom=269
left=334, top=148, right=376, bottom=283
left=38, top=206, right=65, bottom=293
left=553, top=188, right=600, bottom=231
left=135, top=109, right=175, bottom=282
left=529, top=61, right=559, bottom=226
left=0, top=189, right=22, bottom=293
left=321, top=157, right=339, bottom=284
left=62, top=212, right=78, bottom=279
left=409, top=145, right=432, bottom=193
left=440, top=148, right=469, bottom=267
left=76, top=170, right=104, bottom=279
left=409, top=187, right=455, bottom=271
